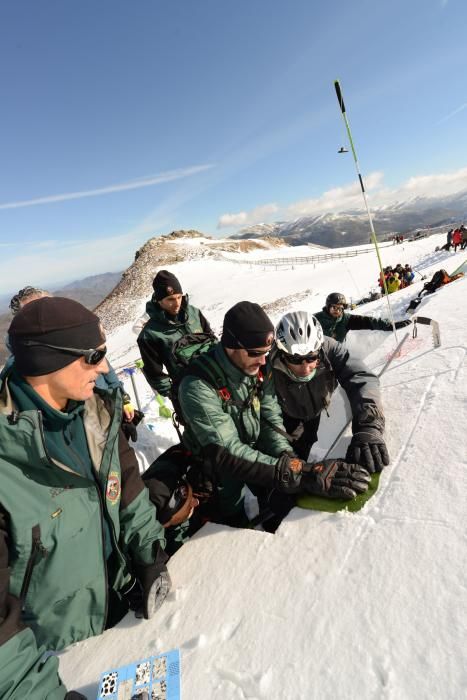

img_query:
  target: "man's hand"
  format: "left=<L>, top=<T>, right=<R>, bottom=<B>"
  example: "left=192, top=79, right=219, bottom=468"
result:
left=134, top=548, right=171, bottom=620
left=346, top=429, right=390, bottom=473
left=123, top=401, right=135, bottom=422
left=275, top=453, right=305, bottom=494
left=301, top=459, right=371, bottom=499
left=143, top=568, right=171, bottom=619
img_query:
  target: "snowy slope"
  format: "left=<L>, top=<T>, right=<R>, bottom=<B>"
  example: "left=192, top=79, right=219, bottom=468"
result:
left=59, top=238, right=467, bottom=699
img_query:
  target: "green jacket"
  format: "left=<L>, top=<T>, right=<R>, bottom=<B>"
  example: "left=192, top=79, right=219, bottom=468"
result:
left=314, top=308, right=392, bottom=342
left=0, top=368, right=166, bottom=699
left=178, top=343, right=290, bottom=516
left=137, top=295, right=213, bottom=396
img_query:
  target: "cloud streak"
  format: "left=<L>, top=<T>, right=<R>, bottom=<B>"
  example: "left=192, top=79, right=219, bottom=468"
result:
left=217, top=166, right=467, bottom=229
left=0, top=164, right=214, bottom=211
left=437, top=102, right=467, bottom=125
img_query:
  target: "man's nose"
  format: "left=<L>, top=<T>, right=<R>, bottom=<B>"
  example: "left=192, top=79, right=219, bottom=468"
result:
left=97, top=358, right=109, bottom=374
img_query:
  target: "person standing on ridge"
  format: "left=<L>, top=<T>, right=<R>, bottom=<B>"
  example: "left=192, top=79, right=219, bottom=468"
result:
left=267, top=311, right=389, bottom=470
left=314, top=293, right=411, bottom=342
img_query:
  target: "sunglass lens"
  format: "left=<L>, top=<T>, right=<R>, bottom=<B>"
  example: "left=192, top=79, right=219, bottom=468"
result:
left=87, top=347, right=107, bottom=365
left=286, top=352, right=319, bottom=364
left=247, top=349, right=269, bottom=358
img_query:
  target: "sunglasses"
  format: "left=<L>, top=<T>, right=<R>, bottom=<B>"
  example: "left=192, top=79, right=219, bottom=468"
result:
left=225, top=328, right=271, bottom=358
left=23, top=340, right=107, bottom=365
left=329, top=304, right=347, bottom=311
left=283, top=351, right=320, bottom=365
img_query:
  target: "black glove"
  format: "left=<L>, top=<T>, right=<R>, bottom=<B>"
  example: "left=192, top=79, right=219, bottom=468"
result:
left=65, top=693, right=87, bottom=700
left=121, top=421, right=138, bottom=442
left=301, top=459, right=371, bottom=499
left=134, top=547, right=171, bottom=620
left=275, top=453, right=305, bottom=494
left=121, top=409, right=144, bottom=442
left=394, top=319, right=412, bottom=329
left=346, top=428, right=390, bottom=473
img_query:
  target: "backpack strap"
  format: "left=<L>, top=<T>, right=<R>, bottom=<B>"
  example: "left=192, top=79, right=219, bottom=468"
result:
left=186, top=350, right=263, bottom=412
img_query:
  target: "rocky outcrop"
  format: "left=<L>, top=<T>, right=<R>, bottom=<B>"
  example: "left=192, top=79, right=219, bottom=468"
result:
left=95, top=230, right=289, bottom=331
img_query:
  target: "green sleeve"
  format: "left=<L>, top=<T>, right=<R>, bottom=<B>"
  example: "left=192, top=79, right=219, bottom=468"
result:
left=179, top=376, right=279, bottom=467
left=0, top=627, right=67, bottom=700
left=119, top=488, right=166, bottom=566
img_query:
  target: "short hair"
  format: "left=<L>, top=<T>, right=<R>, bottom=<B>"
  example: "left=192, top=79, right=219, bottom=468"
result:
left=9, top=287, right=51, bottom=315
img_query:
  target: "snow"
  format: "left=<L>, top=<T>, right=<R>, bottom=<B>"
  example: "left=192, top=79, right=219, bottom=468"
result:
left=59, top=236, right=467, bottom=699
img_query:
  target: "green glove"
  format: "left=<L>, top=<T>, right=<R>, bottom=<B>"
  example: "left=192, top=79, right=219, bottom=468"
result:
left=155, top=392, right=172, bottom=419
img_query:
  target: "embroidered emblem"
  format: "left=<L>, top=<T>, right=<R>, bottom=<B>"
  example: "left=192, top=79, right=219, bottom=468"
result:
left=289, top=458, right=303, bottom=473
left=166, top=286, right=174, bottom=295
left=106, top=471, right=121, bottom=504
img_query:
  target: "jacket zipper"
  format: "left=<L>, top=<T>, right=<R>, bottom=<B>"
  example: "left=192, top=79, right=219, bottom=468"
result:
left=20, top=524, right=48, bottom=610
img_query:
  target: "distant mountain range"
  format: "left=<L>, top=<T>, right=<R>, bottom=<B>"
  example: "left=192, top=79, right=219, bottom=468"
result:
left=231, top=189, right=467, bottom=247
left=0, top=271, right=123, bottom=365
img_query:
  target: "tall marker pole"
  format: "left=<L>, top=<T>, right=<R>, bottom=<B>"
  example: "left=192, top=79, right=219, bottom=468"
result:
left=334, top=80, right=397, bottom=340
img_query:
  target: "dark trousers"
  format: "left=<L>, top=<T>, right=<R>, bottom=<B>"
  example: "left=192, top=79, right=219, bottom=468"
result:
left=282, top=414, right=321, bottom=461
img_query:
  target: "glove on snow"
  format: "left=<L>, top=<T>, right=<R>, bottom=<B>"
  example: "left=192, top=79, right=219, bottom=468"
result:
left=301, top=459, right=371, bottom=499
left=134, top=547, right=171, bottom=620
left=346, top=428, right=390, bottom=473
left=394, top=319, right=412, bottom=329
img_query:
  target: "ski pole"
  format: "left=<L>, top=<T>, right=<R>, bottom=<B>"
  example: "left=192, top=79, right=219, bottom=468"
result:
left=123, top=367, right=142, bottom=413
left=334, top=80, right=398, bottom=345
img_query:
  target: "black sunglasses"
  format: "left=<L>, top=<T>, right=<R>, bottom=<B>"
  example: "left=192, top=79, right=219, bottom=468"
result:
left=329, top=304, right=347, bottom=311
left=283, top=351, right=320, bottom=365
left=225, top=328, right=271, bottom=358
left=23, top=340, right=107, bottom=365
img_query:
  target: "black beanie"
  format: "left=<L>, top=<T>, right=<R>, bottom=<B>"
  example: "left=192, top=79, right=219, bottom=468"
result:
left=152, top=270, right=183, bottom=301
left=8, top=297, right=105, bottom=376
left=221, top=301, right=274, bottom=350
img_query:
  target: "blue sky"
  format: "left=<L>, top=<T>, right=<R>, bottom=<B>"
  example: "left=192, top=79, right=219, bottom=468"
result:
left=0, top=0, right=466, bottom=292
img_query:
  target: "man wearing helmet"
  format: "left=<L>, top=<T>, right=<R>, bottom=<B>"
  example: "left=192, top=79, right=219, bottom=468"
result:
left=315, top=292, right=410, bottom=342
left=269, top=310, right=390, bottom=472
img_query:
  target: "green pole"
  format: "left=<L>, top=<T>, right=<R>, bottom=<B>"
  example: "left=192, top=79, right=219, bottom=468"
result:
left=334, top=80, right=398, bottom=340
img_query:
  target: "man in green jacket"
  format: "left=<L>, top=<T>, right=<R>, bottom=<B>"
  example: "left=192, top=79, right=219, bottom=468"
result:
left=0, top=297, right=170, bottom=699
left=177, top=301, right=371, bottom=528
left=314, top=292, right=411, bottom=342
left=137, top=270, right=215, bottom=400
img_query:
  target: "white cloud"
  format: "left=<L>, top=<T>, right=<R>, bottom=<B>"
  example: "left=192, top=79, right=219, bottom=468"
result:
left=217, top=166, right=467, bottom=229
left=0, top=164, right=214, bottom=210
left=218, top=203, right=279, bottom=229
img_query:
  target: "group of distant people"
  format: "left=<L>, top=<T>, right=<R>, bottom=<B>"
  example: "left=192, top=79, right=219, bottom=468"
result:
left=378, top=263, right=416, bottom=294
left=1, top=272, right=412, bottom=696
left=441, top=226, right=467, bottom=252
left=391, top=234, right=404, bottom=244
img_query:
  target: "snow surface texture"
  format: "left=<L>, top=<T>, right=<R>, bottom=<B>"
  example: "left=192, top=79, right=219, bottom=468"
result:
left=60, top=234, right=467, bottom=699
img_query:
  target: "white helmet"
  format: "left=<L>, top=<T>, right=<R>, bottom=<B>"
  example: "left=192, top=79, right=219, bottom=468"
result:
left=275, top=311, right=324, bottom=356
